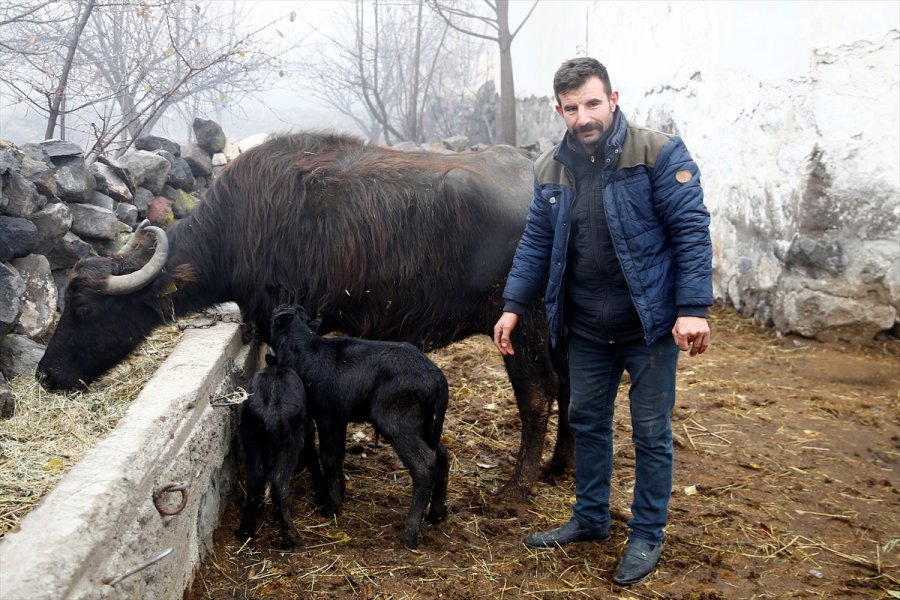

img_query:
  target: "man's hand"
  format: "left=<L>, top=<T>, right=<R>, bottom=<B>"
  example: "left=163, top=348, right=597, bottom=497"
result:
left=493, top=312, right=520, bottom=356
left=672, top=316, right=710, bottom=357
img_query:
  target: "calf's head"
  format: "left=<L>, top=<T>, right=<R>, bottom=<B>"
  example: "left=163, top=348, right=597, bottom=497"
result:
left=269, top=304, right=322, bottom=354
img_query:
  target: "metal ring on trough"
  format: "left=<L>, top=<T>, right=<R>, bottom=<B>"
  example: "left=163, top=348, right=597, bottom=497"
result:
left=152, top=482, right=188, bottom=516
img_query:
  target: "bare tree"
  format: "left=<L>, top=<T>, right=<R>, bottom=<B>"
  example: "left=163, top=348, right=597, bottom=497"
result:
left=297, top=0, right=489, bottom=145
left=429, top=0, right=538, bottom=146
left=44, top=0, right=95, bottom=139
left=1, top=0, right=300, bottom=156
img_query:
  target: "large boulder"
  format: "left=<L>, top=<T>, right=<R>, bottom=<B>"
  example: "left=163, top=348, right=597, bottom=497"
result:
left=0, top=262, right=25, bottom=336
left=118, top=151, right=171, bottom=195
left=0, top=216, right=38, bottom=258
left=179, top=143, right=213, bottom=178
left=135, top=134, right=181, bottom=157
left=28, top=202, right=72, bottom=255
left=193, top=118, right=226, bottom=154
left=47, top=231, right=95, bottom=269
left=68, top=203, right=120, bottom=241
left=90, top=161, right=134, bottom=203
left=11, top=254, right=58, bottom=340
left=1, top=172, right=45, bottom=217
left=0, top=334, right=45, bottom=379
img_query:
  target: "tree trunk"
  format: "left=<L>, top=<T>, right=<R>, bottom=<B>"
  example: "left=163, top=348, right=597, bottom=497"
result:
left=45, top=0, right=95, bottom=140
left=496, top=0, right=516, bottom=146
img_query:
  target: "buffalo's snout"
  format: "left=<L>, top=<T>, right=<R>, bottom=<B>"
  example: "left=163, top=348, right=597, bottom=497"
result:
left=34, top=361, right=87, bottom=392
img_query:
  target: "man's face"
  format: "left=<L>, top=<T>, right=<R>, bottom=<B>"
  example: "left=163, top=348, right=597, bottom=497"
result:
left=555, top=76, right=619, bottom=152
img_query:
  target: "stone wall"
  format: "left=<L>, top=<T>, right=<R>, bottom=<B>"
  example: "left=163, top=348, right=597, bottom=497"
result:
left=0, top=118, right=246, bottom=416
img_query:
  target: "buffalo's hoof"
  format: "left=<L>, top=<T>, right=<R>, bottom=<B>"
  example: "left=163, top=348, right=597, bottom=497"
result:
left=540, top=461, right=575, bottom=483
left=499, top=480, right=537, bottom=500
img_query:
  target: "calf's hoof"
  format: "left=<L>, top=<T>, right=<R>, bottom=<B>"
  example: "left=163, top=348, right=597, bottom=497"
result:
left=280, top=530, right=300, bottom=550
left=401, top=530, right=419, bottom=549
left=425, top=504, right=448, bottom=524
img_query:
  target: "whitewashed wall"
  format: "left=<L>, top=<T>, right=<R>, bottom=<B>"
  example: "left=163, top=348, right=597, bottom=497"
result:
left=512, top=1, right=900, bottom=342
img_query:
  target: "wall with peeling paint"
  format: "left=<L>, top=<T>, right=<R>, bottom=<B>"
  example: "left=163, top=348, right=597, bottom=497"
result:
left=513, top=2, right=899, bottom=342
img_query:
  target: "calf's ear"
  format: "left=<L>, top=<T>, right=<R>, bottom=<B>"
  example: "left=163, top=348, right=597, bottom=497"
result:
left=272, top=311, right=294, bottom=332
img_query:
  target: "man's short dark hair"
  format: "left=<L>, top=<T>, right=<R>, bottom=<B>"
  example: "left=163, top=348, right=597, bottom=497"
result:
left=553, top=57, right=612, bottom=102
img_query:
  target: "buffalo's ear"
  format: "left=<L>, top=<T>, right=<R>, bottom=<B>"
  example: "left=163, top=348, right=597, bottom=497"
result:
left=308, top=318, right=323, bottom=333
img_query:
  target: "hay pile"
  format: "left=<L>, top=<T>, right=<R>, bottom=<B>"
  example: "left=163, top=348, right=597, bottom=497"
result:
left=0, top=325, right=183, bottom=537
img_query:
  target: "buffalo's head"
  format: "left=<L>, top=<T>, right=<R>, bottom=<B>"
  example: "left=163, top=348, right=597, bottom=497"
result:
left=36, top=222, right=173, bottom=390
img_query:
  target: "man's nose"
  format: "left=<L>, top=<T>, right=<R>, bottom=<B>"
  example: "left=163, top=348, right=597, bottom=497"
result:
left=575, top=107, right=591, bottom=124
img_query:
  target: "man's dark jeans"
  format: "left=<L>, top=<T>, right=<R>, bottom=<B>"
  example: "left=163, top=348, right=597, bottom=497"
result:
left=567, top=333, right=679, bottom=544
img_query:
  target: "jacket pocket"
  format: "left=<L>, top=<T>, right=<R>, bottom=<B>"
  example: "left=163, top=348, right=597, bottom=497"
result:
left=614, top=176, right=658, bottom=231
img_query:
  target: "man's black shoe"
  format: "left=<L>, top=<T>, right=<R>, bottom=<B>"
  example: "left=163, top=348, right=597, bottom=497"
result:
left=524, top=518, right=611, bottom=548
left=612, top=537, right=662, bottom=586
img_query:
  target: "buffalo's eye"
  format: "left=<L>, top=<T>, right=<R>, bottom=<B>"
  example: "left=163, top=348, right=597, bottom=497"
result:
left=75, top=305, right=92, bottom=319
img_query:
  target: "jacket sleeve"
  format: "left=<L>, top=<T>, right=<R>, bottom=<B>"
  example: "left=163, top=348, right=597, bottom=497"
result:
left=651, top=137, right=713, bottom=312
left=502, top=173, right=555, bottom=313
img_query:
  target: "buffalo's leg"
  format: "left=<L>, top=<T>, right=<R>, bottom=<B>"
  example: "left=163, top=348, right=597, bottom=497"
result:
left=544, top=338, right=575, bottom=477
left=499, top=312, right=564, bottom=497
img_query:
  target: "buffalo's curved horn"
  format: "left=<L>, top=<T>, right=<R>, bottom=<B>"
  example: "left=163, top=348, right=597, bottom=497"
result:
left=104, top=226, right=169, bottom=295
left=114, top=219, right=151, bottom=256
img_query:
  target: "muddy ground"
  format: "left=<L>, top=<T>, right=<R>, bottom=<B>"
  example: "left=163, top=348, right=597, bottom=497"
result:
left=186, top=306, right=899, bottom=599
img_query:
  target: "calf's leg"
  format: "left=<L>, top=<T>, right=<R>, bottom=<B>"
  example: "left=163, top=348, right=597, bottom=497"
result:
left=391, top=434, right=437, bottom=549
left=237, top=423, right=266, bottom=541
left=315, top=419, right=348, bottom=516
left=299, top=424, right=328, bottom=509
left=270, top=443, right=303, bottom=548
left=426, top=443, right=450, bottom=524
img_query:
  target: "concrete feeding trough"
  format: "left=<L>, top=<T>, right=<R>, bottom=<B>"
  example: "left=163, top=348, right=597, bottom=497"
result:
left=0, top=304, right=255, bottom=600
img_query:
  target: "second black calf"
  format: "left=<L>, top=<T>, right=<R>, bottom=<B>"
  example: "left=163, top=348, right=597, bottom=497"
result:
left=237, top=355, right=324, bottom=548
left=270, top=303, right=451, bottom=549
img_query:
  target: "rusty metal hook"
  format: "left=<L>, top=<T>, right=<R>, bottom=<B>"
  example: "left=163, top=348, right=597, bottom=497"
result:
left=152, top=482, right=188, bottom=516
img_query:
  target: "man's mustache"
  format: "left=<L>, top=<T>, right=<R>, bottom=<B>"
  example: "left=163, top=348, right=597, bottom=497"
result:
left=576, top=123, right=603, bottom=134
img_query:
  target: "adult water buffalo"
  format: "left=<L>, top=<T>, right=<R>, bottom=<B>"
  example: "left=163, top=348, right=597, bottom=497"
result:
left=36, top=131, right=572, bottom=496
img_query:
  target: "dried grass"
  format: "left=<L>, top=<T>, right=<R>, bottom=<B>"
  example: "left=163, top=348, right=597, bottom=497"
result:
left=0, top=325, right=183, bottom=537
left=187, top=307, right=900, bottom=599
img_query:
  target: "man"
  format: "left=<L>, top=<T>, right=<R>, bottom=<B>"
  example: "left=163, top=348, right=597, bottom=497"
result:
left=493, top=57, right=712, bottom=586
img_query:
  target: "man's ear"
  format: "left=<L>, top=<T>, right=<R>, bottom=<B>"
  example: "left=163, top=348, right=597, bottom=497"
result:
left=555, top=104, right=564, bottom=117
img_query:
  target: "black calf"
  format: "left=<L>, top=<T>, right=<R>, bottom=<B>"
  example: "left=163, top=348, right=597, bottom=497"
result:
left=270, top=304, right=450, bottom=549
left=236, top=355, right=324, bottom=548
